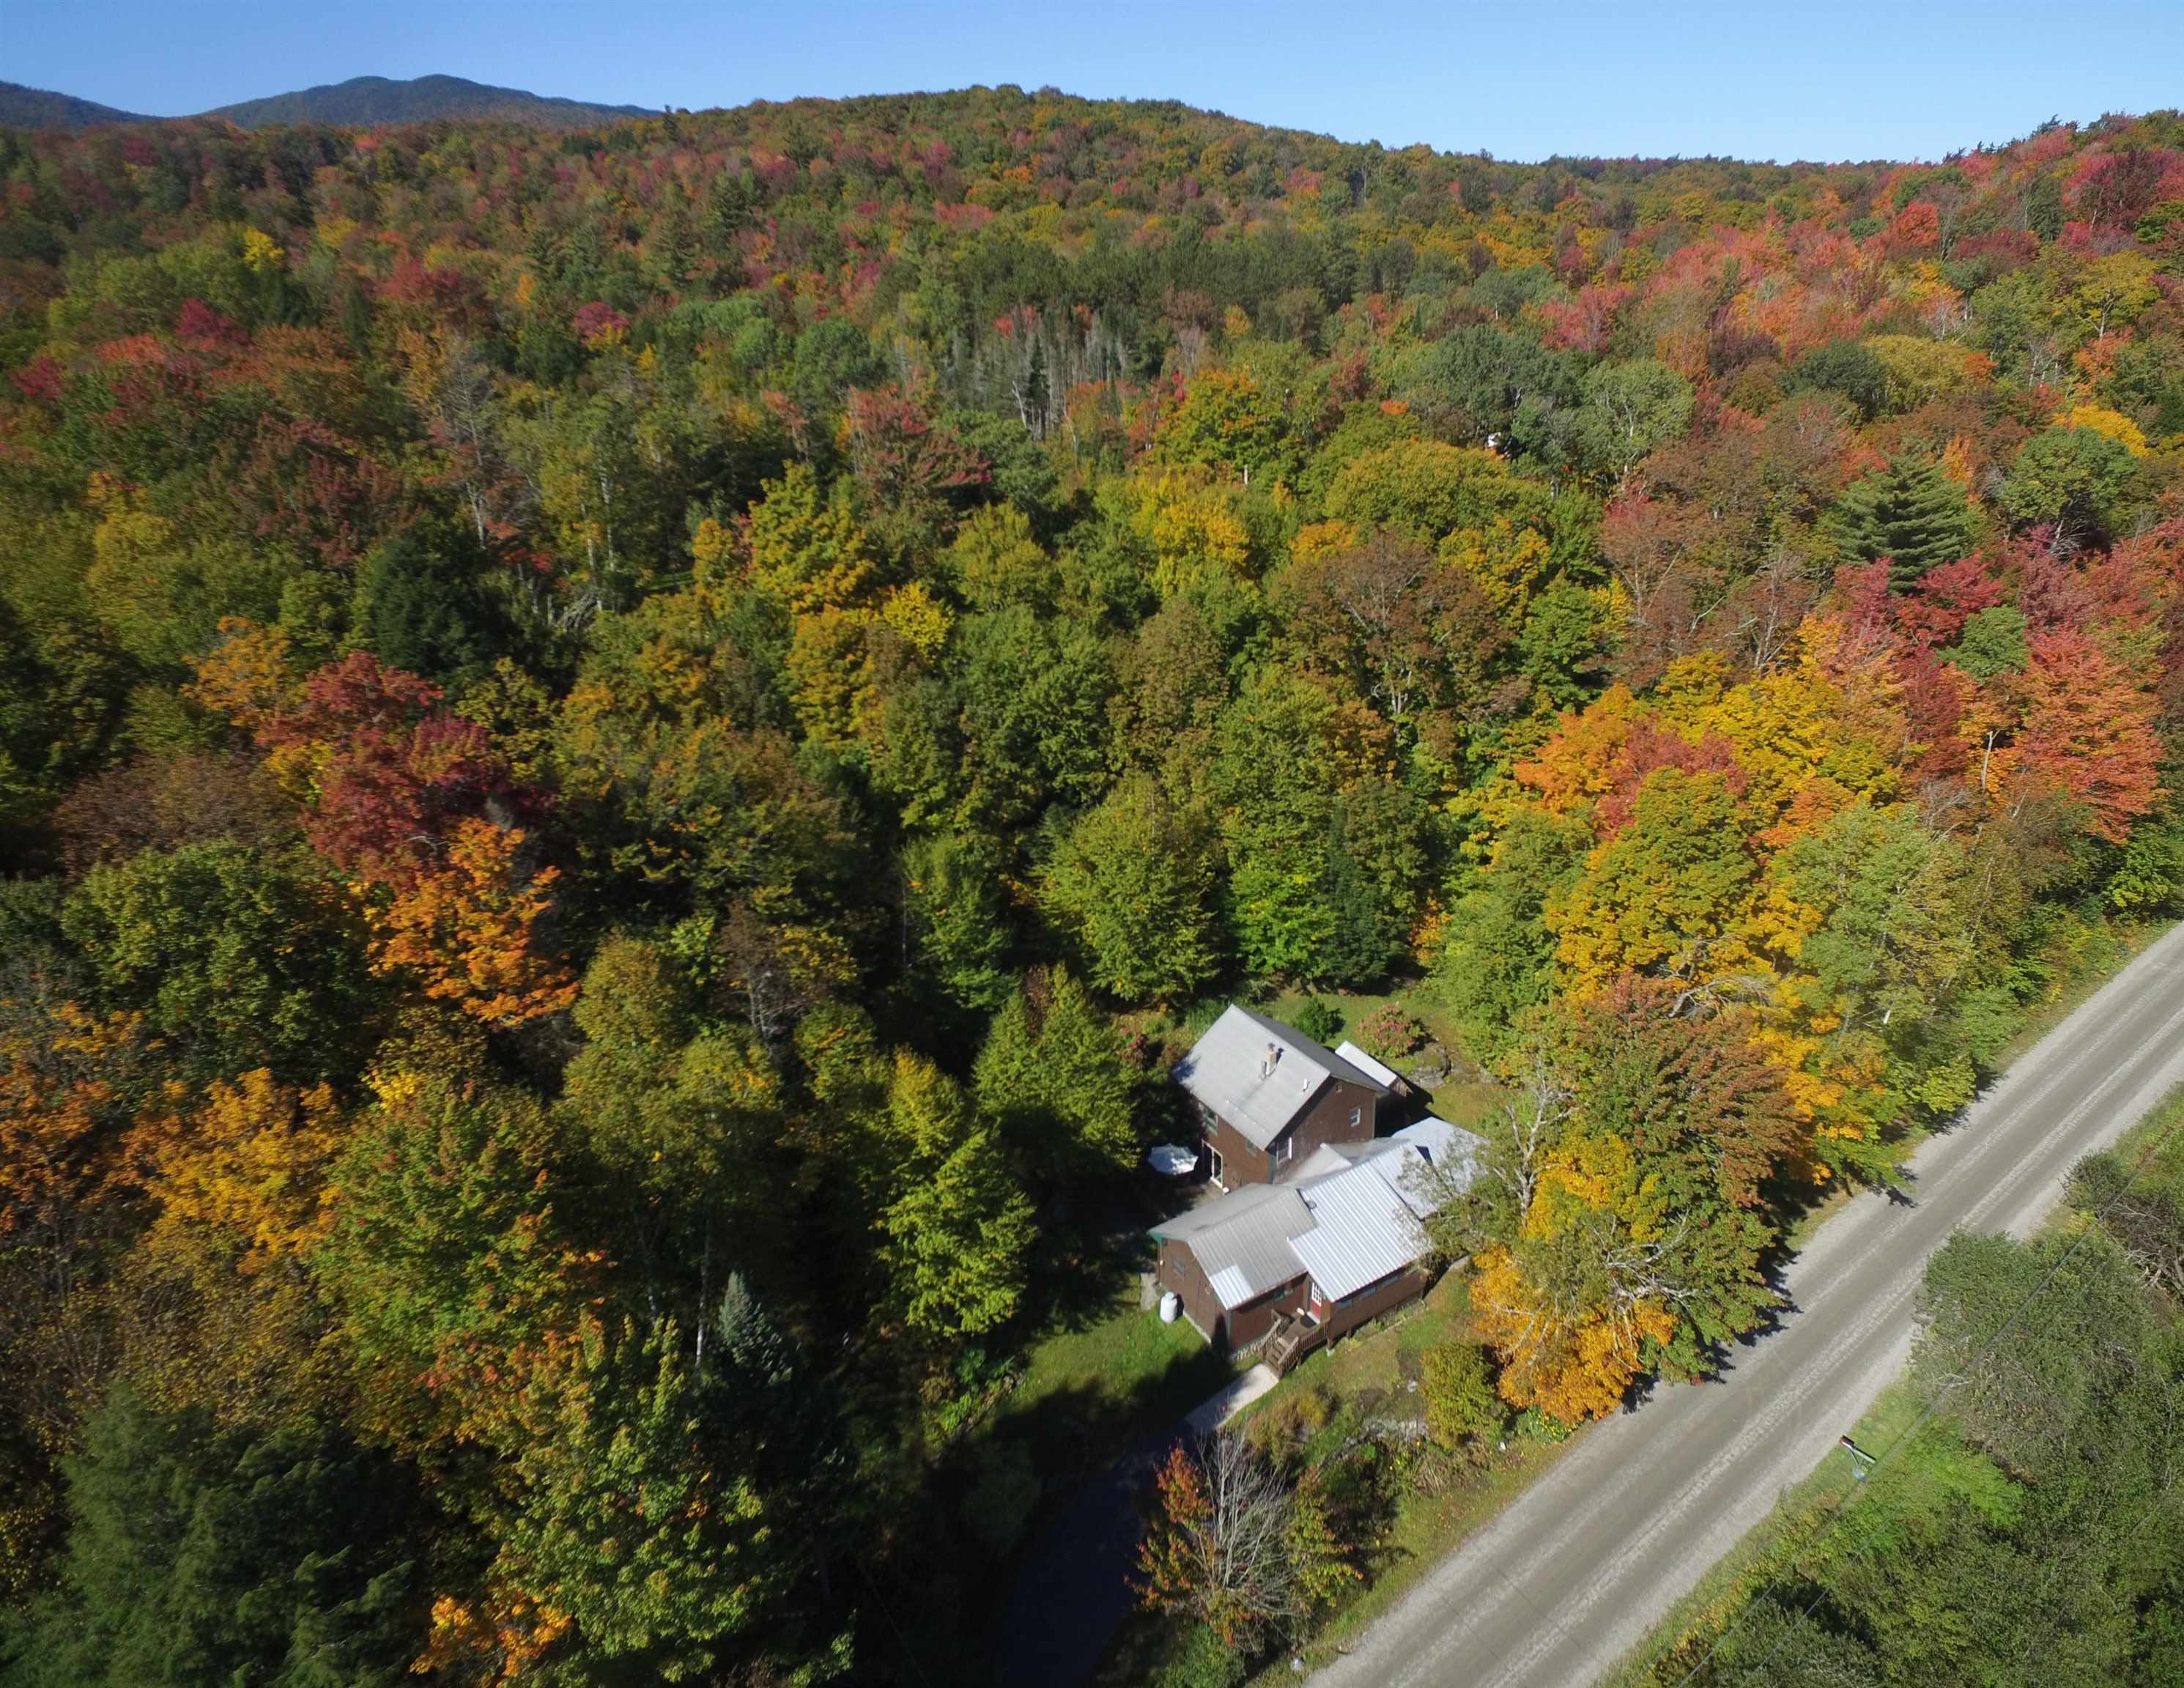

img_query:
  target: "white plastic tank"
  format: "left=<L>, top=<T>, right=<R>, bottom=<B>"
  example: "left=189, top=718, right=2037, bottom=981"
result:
left=1159, top=1290, right=1182, bottom=1324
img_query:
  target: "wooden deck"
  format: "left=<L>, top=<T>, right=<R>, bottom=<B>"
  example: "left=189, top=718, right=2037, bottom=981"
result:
left=1262, top=1308, right=1326, bottom=1374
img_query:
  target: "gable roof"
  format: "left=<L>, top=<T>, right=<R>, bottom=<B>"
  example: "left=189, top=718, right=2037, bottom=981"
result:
left=1289, top=1155, right=1432, bottom=1303
left=1150, top=1182, right=1317, bottom=1310
left=1152, top=1118, right=1482, bottom=1312
left=1173, top=1004, right=1391, bottom=1150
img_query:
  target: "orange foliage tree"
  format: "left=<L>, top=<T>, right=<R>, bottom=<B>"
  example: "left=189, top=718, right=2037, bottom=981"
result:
left=190, top=632, right=576, bottom=1026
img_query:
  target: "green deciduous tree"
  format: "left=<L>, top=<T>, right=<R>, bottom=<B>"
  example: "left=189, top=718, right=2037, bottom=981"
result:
left=1575, top=357, right=1695, bottom=486
left=312, top=1062, right=586, bottom=1453
left=1436, top=810, right=1586, bottom=1062
left=1042, top=773, right=1225, bottom=1005
left=901, top=829, right=1017, bottom=1018
left=60, top=841, right=379, bottom=1084
left=495, top=1318, right=795, bottom=1685
left=1945, top=604, right=2030, bottom=680
left=957, top=604, right=1117, bottom=823
left=2000, top=426, right=2142, bottom=549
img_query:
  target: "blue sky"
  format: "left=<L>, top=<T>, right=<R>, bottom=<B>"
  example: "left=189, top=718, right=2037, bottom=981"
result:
left=7, top=0, right=2180, bottom=163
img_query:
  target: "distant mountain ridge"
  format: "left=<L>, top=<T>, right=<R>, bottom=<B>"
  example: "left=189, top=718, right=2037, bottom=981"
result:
left=0, top=84, right=152, bottom=129
left=0, top=73, right=655, bottom=131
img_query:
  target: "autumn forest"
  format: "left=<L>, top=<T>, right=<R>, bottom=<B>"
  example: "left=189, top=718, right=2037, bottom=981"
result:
left=1, top=86, right=2183, bottom=1687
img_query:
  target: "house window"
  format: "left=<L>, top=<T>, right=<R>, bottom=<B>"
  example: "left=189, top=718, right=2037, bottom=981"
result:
left=1207, top=1147, right=1224, bottom=1185
left=1276, top=1136, right=1292, bottom=1166
left=1350, top=1106, right=1362, bottom=1129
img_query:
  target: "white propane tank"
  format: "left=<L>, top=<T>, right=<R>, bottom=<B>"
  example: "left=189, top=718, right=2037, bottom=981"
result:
left=1159, top=1291, right=1182, bottom=1325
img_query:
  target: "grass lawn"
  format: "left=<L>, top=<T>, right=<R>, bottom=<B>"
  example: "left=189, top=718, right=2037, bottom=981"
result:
left=1005, top=1288, right=1232, bottom=1438
left=992, top=1286, right=1238, bottom=1499
left=1240, top=1267, right=1473, bottom=1423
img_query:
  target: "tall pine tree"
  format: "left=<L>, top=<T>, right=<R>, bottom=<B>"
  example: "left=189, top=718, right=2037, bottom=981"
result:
left=1828, top=454, right=1979, bottom=589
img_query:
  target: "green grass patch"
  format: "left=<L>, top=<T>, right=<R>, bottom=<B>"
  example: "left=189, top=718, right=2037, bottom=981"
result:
left=1238, top=1270, right=1473, bottom=1426
left=1256, top=982, right=1506, bottom=1130
left=993, top=1288, right=1237, bottom=1500
left=1263, top=981, right=1454, bottom=1062
left=1007, top=1290, right=1228, bottom=1431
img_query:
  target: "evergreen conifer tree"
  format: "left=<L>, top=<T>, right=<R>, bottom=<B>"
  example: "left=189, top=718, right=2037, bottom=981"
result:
left=1828, top=454, right=1979, bottom=589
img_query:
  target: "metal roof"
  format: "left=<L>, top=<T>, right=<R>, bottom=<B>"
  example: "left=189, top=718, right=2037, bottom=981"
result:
left=1289, top=1155, right=1432, bottom=1303
left=1288, top=1141, right=1366, bottom=1182
left=1334, top=1040, right=1404, bottom=1091
left=1151, top=1122, right=1475, bottom=1313
left=1151, top=1182, right=1317, bottom=1310
left=1173, top=1004, right=1391, bottom=1151
left=1393, top=1117, right=1485, bottom=1194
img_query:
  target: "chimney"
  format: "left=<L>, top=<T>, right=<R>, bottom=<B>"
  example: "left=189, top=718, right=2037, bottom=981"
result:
left=1262, top=1042, right=1281, bottom=1077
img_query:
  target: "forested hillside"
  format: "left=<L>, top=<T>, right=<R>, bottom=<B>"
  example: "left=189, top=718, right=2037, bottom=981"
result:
left=0, top=87, right=2181, bottom=1685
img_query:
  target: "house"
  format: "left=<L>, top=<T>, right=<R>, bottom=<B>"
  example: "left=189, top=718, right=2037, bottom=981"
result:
left=1172, top=1004, right=1391, bottom=1188
left=1149, top=1117, right=1482, bottom=1364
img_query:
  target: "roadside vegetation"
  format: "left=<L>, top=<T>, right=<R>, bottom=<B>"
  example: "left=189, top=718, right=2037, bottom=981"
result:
left=1607, top=1083, right=2184, bottom=1688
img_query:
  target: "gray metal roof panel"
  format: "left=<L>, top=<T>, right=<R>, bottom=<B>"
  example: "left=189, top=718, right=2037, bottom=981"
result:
left=1289, top=1157, right=1431, bottom=1302
left=1148, top=1179, right=1292, bottom=1240
left=1153, top=1181, right=1316, bottom=1307
left=1232, top=1006, right=1390, bottom=1095
left=1173, top=1004, right=1388, bottom=1150
left=1333, top=1040, right=1404, bottom=1091
left=1391, top=1117, right=1485, bottom=1195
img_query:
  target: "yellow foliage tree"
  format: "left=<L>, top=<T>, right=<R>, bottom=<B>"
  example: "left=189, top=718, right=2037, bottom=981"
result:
left=879, top=580, right=953, bottom=657
left=131, top=1068, right=345, bottom=1269
left=745, top=462, right=878, bottom=614
left=1128, top=470, right=1256, bottom=598
left=2062, top=403, right=2150, bottom=456
left=1468, top=1245, right=1676, bottom=1422
left=784, top=607, right=878, bottom=749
